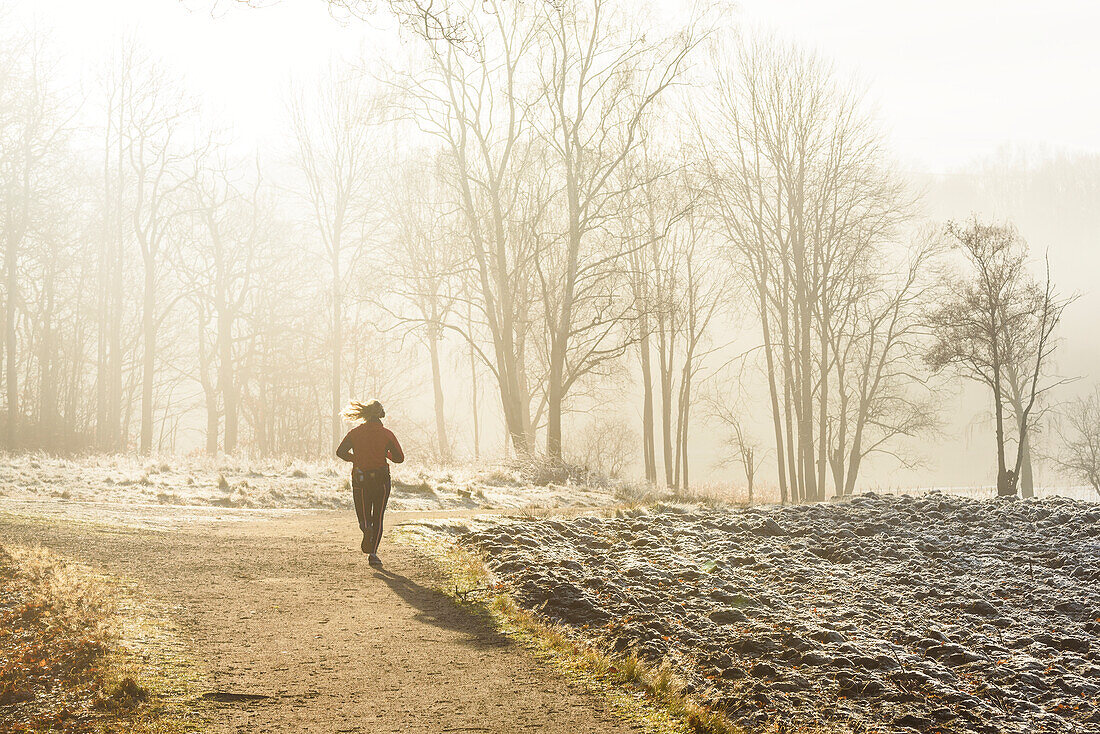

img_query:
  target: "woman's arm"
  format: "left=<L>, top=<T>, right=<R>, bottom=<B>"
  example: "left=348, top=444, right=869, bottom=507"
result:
left=387, top=432, right=405, bottom=464
left=336, top=433, right=355, bottom=463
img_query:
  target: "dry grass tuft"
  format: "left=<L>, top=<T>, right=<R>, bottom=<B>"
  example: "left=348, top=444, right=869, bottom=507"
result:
left=0, top=543, right=197, bottom=734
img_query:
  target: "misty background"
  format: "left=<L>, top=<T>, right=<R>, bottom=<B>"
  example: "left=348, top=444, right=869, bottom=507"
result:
left=2, top=0, right=1099, bottom=495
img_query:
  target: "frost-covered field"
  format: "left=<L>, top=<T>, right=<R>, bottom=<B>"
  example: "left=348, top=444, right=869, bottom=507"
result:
left=0, top=454, right=618, bottom=525
left=453, top=494, right=1100, bottom=733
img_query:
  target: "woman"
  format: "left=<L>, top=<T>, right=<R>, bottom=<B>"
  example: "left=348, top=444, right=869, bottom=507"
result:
left=336, top=399, right=404, bottom=566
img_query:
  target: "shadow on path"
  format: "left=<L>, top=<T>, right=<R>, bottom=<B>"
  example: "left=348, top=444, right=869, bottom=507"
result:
left=372, top=567, right=510, bottom=649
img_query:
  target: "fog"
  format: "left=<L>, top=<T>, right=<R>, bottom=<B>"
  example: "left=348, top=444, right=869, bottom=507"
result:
left=6, top=5, right=1100, bottom=734
left=3, top=0, right=1100, bottom=499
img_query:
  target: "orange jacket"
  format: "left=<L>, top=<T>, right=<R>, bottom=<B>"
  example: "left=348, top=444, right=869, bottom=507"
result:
left=336, top=420, right=404, bottom=470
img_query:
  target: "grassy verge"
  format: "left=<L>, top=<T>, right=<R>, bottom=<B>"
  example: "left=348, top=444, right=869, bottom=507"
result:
left=0, top=543, right=200, bottom=734
left=393, top=523, right=745, bottom=734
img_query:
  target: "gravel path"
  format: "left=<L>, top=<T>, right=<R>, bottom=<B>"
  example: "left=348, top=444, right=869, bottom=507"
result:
left=0, top=506, right=643, bottom=734
left=465, top=494, right=1100, bottom=733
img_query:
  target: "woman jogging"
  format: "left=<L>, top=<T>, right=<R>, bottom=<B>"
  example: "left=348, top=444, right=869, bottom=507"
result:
left=336, top=400, right=404, bottom=566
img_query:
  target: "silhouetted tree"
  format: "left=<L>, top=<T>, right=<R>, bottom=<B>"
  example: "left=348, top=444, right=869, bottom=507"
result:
left=1057, top=387, right=1100, bottom=497
left=926, top=220, right=1071, bottom=497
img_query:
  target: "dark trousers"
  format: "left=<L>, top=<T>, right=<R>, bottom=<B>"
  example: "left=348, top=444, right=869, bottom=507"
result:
left=352, top=467, right=391, bottom=553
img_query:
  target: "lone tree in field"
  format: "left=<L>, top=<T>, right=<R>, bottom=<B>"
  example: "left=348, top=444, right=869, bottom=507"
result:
left=926, top=219, right=1071, bottom=497
left=1057, top=388, right=1100, bottom=497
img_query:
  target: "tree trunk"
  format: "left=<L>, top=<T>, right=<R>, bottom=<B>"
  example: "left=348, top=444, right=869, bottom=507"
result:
left=205, top=387, right=219, bottom=456
left=218, top=309, right=237, bottom=453
left=757, top=271, right=789, bottom=504
left=792, top=148, right=818, bottom=503
left=776, top=277, right=802, bottom=503
left=746, top=456, right=754, bottom=506
left=139, top=262, right=155, bottom=455
left=428, top=322, right=450, bottom=462
left=498, top=378, right=530, bottom=457
left=678, top=361, right=692, bottom=491
left=106, top=236, right=124, bottom=450
left=830, top=448, right=844, bottom=497
left=844, top=447, right=863, bottom=497
left=639, top=326, right=657, bottom=483
left=817, top=317, right=829, bottom=498
left=331, top=257, right=342, bottom=453
left=546, top=215, right=579, bottom=463
left=782, top=367, right=801, bottom=502
left=4, top=231, right=18, bottom=446
left=546, top=339, right=565, bottom=462
left=483, top=291, right=530, bottom=457
left=467, top=304, right=479, bottom=460
left=843, top=389, right=868, bottom=496
left=1019, top=430, right=1035, bottom=498
left=39, top=273, right=58, bottom=443
left=659, top=344, right=674, bottom=488
left=992, top=352, right=1013, bottom=495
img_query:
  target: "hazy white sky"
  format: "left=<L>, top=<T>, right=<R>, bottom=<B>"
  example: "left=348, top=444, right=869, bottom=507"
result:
left=9, top=0, right=1100, bottom=171
left=737, top=0, right=1100, bottom=172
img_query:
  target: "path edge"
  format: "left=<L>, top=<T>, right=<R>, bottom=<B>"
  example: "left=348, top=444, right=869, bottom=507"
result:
left=392, top=523, right=748, bottom=734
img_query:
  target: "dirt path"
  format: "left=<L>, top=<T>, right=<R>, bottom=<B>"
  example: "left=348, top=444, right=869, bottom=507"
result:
left=1, top=507, right=641, bottom=733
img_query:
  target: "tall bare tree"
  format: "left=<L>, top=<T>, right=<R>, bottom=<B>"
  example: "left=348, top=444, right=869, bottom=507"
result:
left=627, top=159, right=722, bottom=490
left=927, top=220, right=1071, bottom=497
left=1, top=29, right=68, bottom=446
left=395, top=0, right=545, bottom=455
left=290, top=68, right=380, bottom=452
left=536, top=0, right=702, bottom=462
left=826, top=237, right=939, bottom=495
left=618, top=149, right=674, bottom=484
left=382, top=153, right=459, bottom=462
left=701, top=38, right=913, bottom=501
left=183, top=150, right=268, bottom=454
left=122, top=58, right=194, bottom=454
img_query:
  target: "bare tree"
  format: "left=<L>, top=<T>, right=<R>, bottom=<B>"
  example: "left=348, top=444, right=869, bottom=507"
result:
left=671, top=200, right=725, bottom=491
left=239, top=238, right=329, bottom=457
left=290, top=68, right=380, bottom=452
left=0, top=28, right=69, bottom=446
left=615, top=130, right=729, bottom=491
left=394, top=0, right=545, bottom=455
left=617, top=149, right=672, bottom=484
left=122, top=58, right=195, bottom=454
left=536, top=0, right=702, bottom=463
left=927, top=219, right=1072, bottom=497
left=382, top=153, right=459, bottom=462
left=1057, top=388, right=1100, bottom=497
left=700, top=368, right=766, bottom=505
left=95, top=42, right=130, bottom=451
left=569, top=415, right=637, bottom=480
left=825, top=236, right=940, bottom=495
left=182, top=150, right=268, bottom=454
left=731, top=420, right=763, bottom=505
left=700, top=37, right=912, bottom=502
